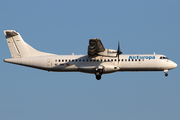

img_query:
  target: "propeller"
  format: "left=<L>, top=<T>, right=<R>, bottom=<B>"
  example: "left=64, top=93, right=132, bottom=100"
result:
left=117, top=42, right=122, bottom=63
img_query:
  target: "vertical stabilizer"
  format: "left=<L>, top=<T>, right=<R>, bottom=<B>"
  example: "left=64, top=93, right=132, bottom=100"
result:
left=4, top=30, right=54, bottom=58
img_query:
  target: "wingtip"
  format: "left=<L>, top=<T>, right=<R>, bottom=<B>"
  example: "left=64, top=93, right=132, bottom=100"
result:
left=3, top=59, right=6, bottom=62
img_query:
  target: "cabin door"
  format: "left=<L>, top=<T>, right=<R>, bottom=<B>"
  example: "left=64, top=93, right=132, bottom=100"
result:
left=47, top=59, right=52, bottom=68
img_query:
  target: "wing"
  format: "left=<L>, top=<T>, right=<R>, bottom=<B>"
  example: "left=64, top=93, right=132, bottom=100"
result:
left=88, top=38, right=105, bottom=56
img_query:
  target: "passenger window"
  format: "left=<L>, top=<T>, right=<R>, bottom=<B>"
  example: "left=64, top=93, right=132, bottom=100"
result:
left=108, top=59, right=110, bottom=62
left=122, top=59, right=123, bottom=62
left=128, top=59, right=130, bottom=61
left=83, top=59, right=85, bottom=62
left=55, top=59, right=57, bottom=62
left=69, top=60, right=71, bottom=62
left=115, top=59, right=117, bottom=62
left=62, top=60, right=64, bottom=62
left=139, top=59, right=141, bottom=61
left=125, top=59, right=127, bottom=62
left=100, top=59, right=103, bottom=62
left=65, top=60, right=67, bottom=62
left=160, top=57, right=162, bottom=59
left=135, top=59, right=137, bottom=61
left=72, top=60, right=74, bottom=62
left=59, top=60, right=61, bottom=62
left=86, top=59, right=88, bottom=62
left=90, top=59, right=92, bottom=62
left=132, top=59, right=134, bottom=61
left=111, top=59, right=113, bottom=61
left=93, top=59, right=96, bottom=62
left=97, top=59, right=99, bottom=62
left=104, top=59, right=106, bottom=62
left=75, top=59, right=78, bottom=62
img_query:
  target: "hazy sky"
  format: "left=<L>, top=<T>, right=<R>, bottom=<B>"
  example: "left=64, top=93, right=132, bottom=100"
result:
left=0, top=0, right=180, bottom=120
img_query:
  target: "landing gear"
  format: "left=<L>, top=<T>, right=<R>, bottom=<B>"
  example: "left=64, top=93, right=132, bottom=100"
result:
left=95, top=70, right=103, bottom=80
left=165, top=73, right=168, bottom=77
left=164, top=70, right=168, bottom=77
left=96, top=75, right=101, bottom=80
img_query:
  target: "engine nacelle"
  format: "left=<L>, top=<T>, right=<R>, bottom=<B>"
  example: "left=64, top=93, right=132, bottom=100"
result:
left=97, top=49, right=117, bottom=57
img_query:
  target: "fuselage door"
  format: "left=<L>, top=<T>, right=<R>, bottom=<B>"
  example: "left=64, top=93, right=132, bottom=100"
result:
left=47, top=59, right=52, bottom=68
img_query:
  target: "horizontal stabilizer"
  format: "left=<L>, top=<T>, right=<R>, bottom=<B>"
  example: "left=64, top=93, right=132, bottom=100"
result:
left=5, top=30, right=18, bottom=37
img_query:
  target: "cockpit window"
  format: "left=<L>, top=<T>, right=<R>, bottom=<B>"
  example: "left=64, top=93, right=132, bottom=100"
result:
left=160, top=56, right=169, bottom=59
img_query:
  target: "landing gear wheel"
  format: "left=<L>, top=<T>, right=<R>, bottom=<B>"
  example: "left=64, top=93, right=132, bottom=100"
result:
left=95, top=71, right=101, bottom=76
left=96, top=75, right=101, bottom=80
left=165, top=73, right=168, bottom=77
left=95, top=71, right=102, bottom=80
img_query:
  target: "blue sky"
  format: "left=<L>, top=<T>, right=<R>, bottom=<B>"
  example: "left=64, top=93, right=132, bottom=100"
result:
left=0, top=0, right=180, bottom=120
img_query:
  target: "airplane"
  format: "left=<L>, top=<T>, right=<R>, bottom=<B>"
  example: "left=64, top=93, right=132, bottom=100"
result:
left=3, top=30, right=177, bottom=80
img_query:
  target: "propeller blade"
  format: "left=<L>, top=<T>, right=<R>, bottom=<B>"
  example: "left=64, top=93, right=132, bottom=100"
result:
left=117, top=42, right=122, bottom=63
left=116, top=42, right=119, bottom=56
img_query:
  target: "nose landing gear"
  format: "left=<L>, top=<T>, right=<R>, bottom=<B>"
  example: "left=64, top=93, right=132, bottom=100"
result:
left=164, top=70, right=168, bottom=77
left=165, top=73, right=168, bottom=77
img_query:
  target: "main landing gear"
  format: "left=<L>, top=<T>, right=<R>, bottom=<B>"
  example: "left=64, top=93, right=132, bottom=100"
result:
left=95, top=69, right=103, bottom=80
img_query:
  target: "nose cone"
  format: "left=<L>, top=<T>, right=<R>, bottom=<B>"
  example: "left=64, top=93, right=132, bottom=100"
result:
left=173, top=62, right=177, bottom=68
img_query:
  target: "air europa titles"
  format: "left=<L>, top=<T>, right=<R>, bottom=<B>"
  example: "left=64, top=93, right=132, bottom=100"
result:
left=129, top=55, right=155, bottom=60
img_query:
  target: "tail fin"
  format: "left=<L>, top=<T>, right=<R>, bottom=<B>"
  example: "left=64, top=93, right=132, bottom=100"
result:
left=4, top=30, right=54, bottom=58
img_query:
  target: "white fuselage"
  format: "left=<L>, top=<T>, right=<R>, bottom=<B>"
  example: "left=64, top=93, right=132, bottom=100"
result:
left=4, top=54, right=177, bottom=74
left=3, top=30, right=177, bottom=79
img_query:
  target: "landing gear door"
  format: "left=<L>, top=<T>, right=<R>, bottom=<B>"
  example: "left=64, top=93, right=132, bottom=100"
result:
left=47, top=59, right=52, bottom=68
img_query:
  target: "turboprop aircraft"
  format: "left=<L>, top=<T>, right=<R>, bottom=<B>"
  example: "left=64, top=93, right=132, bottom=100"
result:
left=3, top=30, right=177, bottom=80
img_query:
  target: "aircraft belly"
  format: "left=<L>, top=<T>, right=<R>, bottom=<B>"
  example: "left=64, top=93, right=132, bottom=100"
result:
left=47, top=64, right=78, bottom=72
left=119, top=67, right=162, bottom=71
left=78, top=65, right=96, bottom=73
